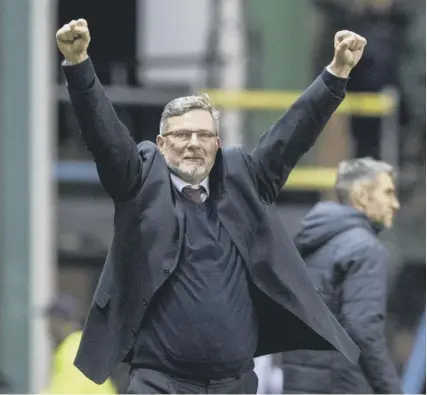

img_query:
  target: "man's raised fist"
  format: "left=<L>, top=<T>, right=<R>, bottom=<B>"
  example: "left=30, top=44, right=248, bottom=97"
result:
left=56, top=19, right=90, bottom=65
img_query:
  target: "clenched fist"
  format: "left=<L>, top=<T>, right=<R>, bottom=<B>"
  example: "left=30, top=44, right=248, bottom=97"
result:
left=56, top=19, right=90, bottom=65
left=328, top=30, right=367, bottom=78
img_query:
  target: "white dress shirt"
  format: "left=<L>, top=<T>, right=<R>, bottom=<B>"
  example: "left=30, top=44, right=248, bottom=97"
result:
left=170, top=173, right=210, bottom=202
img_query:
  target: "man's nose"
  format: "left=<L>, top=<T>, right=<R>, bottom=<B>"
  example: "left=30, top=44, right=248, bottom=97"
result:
left=392, top=197, right=400, bottom=211
left=188, top=132, right=201, bottom=146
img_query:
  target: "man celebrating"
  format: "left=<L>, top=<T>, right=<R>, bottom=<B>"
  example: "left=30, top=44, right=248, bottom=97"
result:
left=56, top=19, right=365, bottom=394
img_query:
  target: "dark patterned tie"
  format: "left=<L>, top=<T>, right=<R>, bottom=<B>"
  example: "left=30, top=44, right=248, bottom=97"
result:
left=182, top=186, right=204, bottom=203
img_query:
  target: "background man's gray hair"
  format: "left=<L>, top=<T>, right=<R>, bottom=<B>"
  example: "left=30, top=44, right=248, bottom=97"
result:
left=335, top=157, right=396, bottom=204
left=159, top=93, right=221, bottom=135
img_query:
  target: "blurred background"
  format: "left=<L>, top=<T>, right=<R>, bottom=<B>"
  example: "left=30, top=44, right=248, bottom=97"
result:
left=0, top=0, right=425, bottom=393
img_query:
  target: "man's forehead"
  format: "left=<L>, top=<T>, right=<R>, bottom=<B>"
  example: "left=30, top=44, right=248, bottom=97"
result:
left=167, top=109, right=215, bottom=130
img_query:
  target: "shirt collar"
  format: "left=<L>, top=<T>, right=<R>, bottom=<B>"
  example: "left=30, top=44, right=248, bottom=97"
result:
left=170, top=173, right=210, bottom=197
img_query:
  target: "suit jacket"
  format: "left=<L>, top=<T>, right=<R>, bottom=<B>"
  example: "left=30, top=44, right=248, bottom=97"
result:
left=64, top=58, right=360, bottom=384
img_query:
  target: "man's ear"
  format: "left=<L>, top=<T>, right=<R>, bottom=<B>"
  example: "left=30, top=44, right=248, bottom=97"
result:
left=351, top=183, right=369, bottom=209
left=216, top=136, right=222, bottom=148
left=156, top=135, right=164, bottom=153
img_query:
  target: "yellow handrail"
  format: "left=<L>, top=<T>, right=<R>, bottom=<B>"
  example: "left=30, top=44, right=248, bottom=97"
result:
left=203, top=89, right=396, bottom=116
left=284, top=167, right=337, bottom=190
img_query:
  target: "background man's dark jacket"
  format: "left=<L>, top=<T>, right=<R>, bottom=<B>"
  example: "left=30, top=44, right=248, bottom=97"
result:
left=282, top=202, right=402, bottom=394
left=63, top=58, right=360, bottom=384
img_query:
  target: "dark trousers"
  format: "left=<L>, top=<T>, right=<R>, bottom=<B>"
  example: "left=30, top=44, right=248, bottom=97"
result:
left=127, top=368, right=258, bottom=394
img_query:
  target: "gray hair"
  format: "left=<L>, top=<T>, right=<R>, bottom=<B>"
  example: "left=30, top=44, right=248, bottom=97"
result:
left=159, top=93, right=221, bottom=135
left=335, top=157, right=396, bottom=204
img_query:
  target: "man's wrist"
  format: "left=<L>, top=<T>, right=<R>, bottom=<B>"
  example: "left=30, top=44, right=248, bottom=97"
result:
left=64, top=53, right=89, bottom=66
left=326, top=62, right=351, bottom=79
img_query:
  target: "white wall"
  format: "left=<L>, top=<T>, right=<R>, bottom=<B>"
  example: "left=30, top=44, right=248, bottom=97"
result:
left=137, top=0, right=211, bottom=88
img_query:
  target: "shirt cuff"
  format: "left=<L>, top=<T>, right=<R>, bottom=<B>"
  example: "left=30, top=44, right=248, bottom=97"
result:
left=61, top=57, right=96, bottom=91
left=321, top=67, right=348, bottom=98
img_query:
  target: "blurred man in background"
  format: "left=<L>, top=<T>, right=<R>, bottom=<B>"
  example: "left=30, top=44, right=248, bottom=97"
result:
left=281, top=157, right=402, bottom=394
left=43, top=294, right=116, bottom=394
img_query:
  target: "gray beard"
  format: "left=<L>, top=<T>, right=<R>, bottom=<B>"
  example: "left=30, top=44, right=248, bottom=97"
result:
left=167, top=161, right=209, bottom=184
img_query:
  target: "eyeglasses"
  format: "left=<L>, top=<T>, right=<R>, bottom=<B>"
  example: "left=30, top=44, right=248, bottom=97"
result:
left=162, top=130, right=217, bottom=143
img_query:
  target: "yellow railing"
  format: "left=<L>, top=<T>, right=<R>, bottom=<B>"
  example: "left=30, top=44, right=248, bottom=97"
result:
left=203, top=89, right=398, bottom=190
left=285, top=167, right=337, bottom=190
left=204, top=89, right=396, bottom=116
